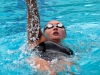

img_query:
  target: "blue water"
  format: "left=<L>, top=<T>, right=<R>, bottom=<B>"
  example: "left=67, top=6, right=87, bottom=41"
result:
left=0, top=0, right=100, bottom=75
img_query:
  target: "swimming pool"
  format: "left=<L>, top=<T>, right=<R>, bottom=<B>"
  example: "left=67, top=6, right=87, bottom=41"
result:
left=0, top=0, right=100, bottom=75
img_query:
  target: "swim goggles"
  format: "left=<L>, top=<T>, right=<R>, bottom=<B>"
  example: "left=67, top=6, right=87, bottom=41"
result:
left=44, top=23, right=64, bottom=31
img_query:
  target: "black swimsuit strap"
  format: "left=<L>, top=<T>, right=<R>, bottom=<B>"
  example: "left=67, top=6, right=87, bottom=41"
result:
left=44, top=41, right=74, bottom=55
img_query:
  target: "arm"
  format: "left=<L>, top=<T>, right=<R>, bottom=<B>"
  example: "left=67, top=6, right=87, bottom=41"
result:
left=26, top=0, right=47, bottom=49
left=26, top=0, right=56, bottom=75
left=34, top=57, right=56, bottom=75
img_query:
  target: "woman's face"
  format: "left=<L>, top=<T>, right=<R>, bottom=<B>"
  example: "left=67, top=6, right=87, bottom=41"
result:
left=44, top=20, right=66, bottom=43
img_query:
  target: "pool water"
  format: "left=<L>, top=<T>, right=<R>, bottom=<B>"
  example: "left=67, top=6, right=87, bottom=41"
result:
left=0, top=0, right=100, bottom=75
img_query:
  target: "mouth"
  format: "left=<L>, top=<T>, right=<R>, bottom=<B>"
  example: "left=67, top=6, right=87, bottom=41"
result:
left=53, top=32, right=59, bottom=36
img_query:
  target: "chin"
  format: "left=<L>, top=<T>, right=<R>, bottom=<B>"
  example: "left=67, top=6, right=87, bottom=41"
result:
left=52, top=37, right=61, bottom=40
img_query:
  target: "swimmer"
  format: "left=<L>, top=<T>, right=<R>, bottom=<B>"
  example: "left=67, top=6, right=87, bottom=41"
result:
left=26, top=0, right=74, bottom=75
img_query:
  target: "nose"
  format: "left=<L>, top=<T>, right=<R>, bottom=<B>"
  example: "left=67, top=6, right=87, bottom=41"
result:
left=53, top=26, right=58, bottom=30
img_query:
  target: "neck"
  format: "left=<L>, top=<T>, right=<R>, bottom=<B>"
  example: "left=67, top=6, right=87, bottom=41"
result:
left=51, top=39, right=61, bottom=44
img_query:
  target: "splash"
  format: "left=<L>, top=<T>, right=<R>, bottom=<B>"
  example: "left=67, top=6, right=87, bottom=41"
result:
left=27, top=0, right=40, bottom=43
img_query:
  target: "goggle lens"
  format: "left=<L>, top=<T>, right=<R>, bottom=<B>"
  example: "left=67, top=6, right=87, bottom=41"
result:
left=44, top=23, right=64, bottom=31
